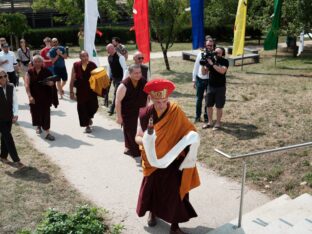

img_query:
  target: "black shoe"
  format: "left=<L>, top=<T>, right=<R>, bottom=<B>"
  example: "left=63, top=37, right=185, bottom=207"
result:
left=194, top=118, right=201, bottom=123
left=45, top=133, right=55, bottom=141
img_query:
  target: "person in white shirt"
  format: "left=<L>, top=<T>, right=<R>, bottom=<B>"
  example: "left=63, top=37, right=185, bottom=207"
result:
left=106, top=43, right=127, bottom=115
left=0, top=43, right=18, bottom=86
left=192, top=39, right=214, bottom=123
left=0, top=68, right=24, bottom=169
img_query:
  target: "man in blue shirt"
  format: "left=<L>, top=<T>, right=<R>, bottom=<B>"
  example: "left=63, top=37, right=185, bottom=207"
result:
left=49, top=38, right=68, bottom=99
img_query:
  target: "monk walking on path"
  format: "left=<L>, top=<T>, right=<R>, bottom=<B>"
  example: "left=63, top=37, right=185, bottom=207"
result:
left=25, top=55, right=58, bottom=141
left=116, top=64, right=147, bottom=157
left=69, top=51, right=98, bottom=133
left=135, top=79, right=201, bottom=234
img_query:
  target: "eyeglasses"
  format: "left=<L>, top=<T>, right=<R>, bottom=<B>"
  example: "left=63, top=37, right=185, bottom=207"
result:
left=0, top=74, right=8, bottom=79
left=138, top=57, right=144, bottom=60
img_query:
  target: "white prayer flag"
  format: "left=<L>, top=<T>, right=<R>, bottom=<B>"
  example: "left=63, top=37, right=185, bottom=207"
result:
left=297, top=31, right=304, bottom=56
left=84, top=0, right=100, bottom=65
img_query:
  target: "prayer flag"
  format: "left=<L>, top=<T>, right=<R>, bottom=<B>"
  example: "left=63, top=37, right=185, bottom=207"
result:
left=232, top=0, right=248, bottom=56
left=190, top=0, right=205, bottom=49
left=264, top=0, right=283, bottom=50
left=84, top=0, right=100, bottom=65
left=297, top=31, right=304, bottom=56
left=96, top=29, right=103, bottom=37
left=133, top=0, right=150, bottom=63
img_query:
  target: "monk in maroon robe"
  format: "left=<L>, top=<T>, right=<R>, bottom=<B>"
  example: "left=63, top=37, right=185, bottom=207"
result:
left=25, top=55, right=58, bottom=141
left=69, top=51, right=98, bottom=133
left=115, top=64, right=147, bottom=157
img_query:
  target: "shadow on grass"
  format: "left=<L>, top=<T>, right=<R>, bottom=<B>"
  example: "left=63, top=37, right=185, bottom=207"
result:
left=5, top=166, right=51, bottom=183
left=220, top=122, right=265, bottom=140
left=245, top=71, right=312, bottom=78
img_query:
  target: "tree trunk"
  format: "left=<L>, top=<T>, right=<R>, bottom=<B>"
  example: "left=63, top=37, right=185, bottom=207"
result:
left=162, top=49, right=170, bottom=70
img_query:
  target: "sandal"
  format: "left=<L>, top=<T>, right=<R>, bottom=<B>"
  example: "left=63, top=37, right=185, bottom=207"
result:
left=202, top=123, right=212, bottom=129
left=36, top=127, right=42, bottom=134
left=13, top=162, right=25, bottom=169
left=45, top=133, right=55, bottom=141
left=212, top=125, right=221, bottom=131
left=0, top=158, right=10, bottom=164
left=84, top=126, right=92, bottom=133
left=147, top=212, right=157, bottom=227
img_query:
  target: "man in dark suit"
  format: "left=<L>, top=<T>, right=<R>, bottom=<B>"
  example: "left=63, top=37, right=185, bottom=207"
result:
left=0, top=68, right=24, bottom=168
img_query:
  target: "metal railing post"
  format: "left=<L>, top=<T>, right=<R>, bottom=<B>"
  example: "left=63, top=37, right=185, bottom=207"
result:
left=214, top=141, right=312, bottom=229
left=238, top=161, right=247, bottom=228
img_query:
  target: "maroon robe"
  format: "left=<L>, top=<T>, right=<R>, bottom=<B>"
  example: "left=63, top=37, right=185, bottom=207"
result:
left=73, top=61, right=98, bottom=127
left=121, top=77, right=147, bottom=156
left=28, top=67, right=58, bottom=130
left=136, top=104, right=197, bottom=223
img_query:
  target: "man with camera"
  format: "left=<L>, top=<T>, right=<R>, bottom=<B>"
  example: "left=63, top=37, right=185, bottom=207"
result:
left=202, top=47, right=229, bottom=130
left=192, top=39, right=214, bottom=123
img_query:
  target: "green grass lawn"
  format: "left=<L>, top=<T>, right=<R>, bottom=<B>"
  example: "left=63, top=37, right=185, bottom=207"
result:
left=0, top=126, right=119, bottom=234
left=148, top=52, right=312, bottom=198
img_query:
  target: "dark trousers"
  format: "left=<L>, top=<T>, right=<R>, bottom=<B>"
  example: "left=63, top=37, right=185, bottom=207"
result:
left=103, top=81, right=111, bottom=107
left=109, top=80, right=121, bottom=113
left=0, top=120, right=20, bottom=162
left=195, top=77, right=208, bottom=121
left=7, top=71, right=18, bottom=87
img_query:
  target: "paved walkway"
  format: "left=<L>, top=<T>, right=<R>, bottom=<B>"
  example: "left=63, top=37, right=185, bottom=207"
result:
left=16, top=51, right=270, bottom=233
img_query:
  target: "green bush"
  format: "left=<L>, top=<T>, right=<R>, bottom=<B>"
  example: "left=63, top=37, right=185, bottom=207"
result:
left=35, top=205, right=106, bottom=234
left=21, top=26, right=135, bottom=49
left=18, top=24, right=263, bottom=49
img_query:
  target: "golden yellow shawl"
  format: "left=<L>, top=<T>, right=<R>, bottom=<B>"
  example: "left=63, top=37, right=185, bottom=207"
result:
left=141, top=102, right=200, bottom=200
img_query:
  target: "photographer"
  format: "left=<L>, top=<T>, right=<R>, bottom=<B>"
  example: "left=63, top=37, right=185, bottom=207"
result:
left=202, top=47, right=229, bottom=130
left=192, top=39, right=214, bottom=123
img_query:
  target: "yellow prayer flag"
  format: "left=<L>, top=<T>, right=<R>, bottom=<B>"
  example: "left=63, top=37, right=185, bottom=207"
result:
left=233, top=0, right=248, bottom=56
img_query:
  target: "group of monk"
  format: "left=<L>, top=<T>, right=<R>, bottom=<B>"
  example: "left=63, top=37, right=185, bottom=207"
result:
left=0, top=36, right=201, bottom=233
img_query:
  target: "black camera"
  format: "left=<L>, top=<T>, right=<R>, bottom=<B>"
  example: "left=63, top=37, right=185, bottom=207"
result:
left=199, top=48, right=217, bottom=67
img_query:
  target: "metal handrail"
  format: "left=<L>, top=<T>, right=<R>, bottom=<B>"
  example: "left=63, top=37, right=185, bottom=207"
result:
left=214, top=141, right=312, bottom=160
left=214, top=141, right=312, bottom=229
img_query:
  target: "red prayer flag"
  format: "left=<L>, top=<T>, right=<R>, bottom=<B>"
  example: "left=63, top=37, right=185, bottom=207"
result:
left=96, top=29, right=103, bottom=37
left=133, top=0, right=150, bottom=63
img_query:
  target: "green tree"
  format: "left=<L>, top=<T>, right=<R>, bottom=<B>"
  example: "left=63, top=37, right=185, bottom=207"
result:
left=0, top=13, right=29, bottom=49
left=204, top=0, right=237, bottom=28
left=32, top=0, right=119, bottom=25
left=298, top=0, right=312, bottom=37
left=149, top=0, right=188, bottom=70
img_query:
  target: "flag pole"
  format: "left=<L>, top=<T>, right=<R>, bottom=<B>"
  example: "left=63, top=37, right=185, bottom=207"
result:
left=241, top=53, right=244, bottom=71
left=274, top=37, right=278, bottom=67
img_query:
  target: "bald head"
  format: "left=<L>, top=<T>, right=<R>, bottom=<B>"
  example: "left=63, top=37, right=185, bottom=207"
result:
left=133, top=51, right=144, bottom=64
left=80, top=50, right=89, bottom=62
left=106, top=43, right=116, bottom=55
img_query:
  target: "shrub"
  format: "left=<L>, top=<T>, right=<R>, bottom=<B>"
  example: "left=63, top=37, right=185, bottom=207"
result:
left=35, top=205, right=106, bottom=234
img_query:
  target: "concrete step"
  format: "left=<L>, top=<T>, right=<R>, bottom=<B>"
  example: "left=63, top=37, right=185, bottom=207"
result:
left=252, top=210, right=312, bottom=234
left=284, top=218, right=312, bottom=234
left=207, top=194, right=312, bottom=234
left=230, top=194, right=291, bottom=226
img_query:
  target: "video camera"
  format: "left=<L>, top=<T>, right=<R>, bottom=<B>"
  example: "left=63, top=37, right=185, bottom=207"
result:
left=38, top=75, right=59, bottom=84
left=199, top=48, right=217, bottom=68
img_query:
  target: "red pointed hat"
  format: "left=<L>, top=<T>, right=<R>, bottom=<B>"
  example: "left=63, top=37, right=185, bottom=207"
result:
left=144, top=78, right=175, bottom=99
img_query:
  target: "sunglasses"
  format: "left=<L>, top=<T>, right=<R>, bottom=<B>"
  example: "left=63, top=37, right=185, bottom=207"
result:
left=138, top=57, right=144, bottom=60
left=0, top=74, right=8, bottom=79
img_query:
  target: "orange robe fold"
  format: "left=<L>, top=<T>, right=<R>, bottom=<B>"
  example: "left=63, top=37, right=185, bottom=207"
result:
left=141, top=102, right=200, bottom=199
